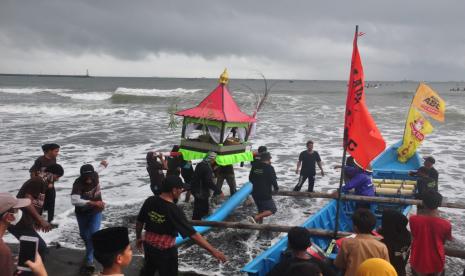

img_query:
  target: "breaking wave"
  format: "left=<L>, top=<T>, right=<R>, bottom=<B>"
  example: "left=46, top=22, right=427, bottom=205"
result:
left=57, top=92, right=113, bottom=101
left=113, top=87, right=202, bottom=97
left=0, top=87, right=72, bottom=94
left=0, top=104, right=131, bottom=117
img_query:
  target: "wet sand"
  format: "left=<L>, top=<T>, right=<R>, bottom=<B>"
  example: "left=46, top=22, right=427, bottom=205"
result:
left=9, top=243, right=202, bottom=276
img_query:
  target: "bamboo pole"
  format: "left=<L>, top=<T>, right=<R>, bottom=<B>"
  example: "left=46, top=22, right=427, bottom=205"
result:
left=272, top=190, right=465, bottom=210
left=189, top=219, right=351, bottom=238
left=189, top=220, right=465, bottom=259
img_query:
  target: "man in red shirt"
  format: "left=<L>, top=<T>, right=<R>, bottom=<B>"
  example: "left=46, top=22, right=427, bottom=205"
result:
left=410, top=190, right=452, bottom=276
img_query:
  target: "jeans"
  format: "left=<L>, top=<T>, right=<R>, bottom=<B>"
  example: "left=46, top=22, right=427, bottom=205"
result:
left=8, top=224, right=48, bottom=259
left=141, top=243, right=178, bottom=276
left=76, top=211, right=102, bottom=264
left=293, top=174, right=316, bottom=192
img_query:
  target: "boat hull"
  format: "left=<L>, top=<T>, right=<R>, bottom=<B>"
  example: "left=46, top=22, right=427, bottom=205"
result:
left=242, top=142, right=421, bottom=276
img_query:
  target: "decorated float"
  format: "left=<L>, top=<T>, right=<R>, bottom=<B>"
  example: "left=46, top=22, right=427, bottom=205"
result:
left=175, top=70, right=256, bottom=165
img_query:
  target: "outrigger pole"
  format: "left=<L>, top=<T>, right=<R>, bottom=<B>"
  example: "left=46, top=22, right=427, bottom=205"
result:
left=188, top=220, right=465, bottom=260
left=272, top=191, right=465, bottom=210
left=333, top=25, right=359, bottom=239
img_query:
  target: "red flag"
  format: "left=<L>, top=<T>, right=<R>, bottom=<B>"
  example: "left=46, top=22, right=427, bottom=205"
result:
left=344, top=30, right=386, bottom=169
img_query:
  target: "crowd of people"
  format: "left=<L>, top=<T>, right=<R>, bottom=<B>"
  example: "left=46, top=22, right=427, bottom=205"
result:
left=0, top=140, right=462, bottom=276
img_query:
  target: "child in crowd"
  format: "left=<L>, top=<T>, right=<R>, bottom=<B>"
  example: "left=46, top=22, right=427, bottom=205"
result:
left=92, top=227, right=133, bottom=276
left=334, top=208, right=389, bottom=276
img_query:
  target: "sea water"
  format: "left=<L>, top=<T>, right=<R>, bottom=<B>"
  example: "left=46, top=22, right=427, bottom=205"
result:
left=1, top=76, right=464, bottom=275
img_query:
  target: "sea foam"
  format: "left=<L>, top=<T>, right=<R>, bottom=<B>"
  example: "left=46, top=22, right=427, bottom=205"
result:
left=0, top=87, right=72, bottom=94
left=114, top=87, right=202, bottom=97
left=56, top=92, right=113, bottom=101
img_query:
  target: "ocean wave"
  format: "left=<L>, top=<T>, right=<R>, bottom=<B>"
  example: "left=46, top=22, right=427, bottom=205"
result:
left=114, top=87, right=202, bottom=97
left=0, top=87, right=72, bottom=94
left=57, top=92, right=113, bottom=101
left=0, top=104, right=130, bottom=117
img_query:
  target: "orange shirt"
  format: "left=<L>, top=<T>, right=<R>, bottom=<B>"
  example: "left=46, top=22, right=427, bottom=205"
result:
left=334, top=234, right=390, bottom=276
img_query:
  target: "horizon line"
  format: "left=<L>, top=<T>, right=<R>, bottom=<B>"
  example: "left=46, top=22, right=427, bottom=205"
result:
left=1, top=72, right=463, bottom=83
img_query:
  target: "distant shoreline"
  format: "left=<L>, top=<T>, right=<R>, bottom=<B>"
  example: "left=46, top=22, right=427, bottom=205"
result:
left=0, top=73, right=91, bottom=78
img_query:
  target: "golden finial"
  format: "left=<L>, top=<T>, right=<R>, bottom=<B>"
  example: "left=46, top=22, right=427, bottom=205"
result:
left=219, top=68, right=229, bottom=85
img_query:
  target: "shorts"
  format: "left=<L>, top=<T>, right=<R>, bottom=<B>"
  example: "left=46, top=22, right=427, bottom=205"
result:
left=253, top=198, right=277, bottom=214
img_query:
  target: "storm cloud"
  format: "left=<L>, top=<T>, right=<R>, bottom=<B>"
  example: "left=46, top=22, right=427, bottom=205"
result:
left=1, top=0, right=464, bottom=80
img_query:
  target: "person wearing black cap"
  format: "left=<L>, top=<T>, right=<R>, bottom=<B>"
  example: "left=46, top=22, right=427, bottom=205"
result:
left=190, top=151, right=223, bottom=220
left=136, top=175, right=226, bottom=276
left=71, top=161, right=108, bottom=274
left=267, top=226, right=334, bottom=276
left=30, top=143, right=60, bottom=223
left=251, top=145, right=268, bottom=167
left=248, top=151, right=279, bottom=224
left=8, top=164, right=64, bottom=258
left=92, top=227, right=133, bottom=276
left=409, top=156, right=439, bottom=187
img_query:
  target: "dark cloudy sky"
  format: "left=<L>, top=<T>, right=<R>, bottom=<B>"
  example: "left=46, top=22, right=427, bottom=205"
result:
left=1, top=1, right=464, bottom=81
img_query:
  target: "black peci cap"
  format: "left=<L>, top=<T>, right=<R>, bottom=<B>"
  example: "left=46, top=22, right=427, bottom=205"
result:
left=92, top=227, right=129, bottom=254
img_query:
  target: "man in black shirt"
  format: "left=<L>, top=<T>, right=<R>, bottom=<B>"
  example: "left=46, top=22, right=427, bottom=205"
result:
left=423, top=156, right=439, bottom=183
left=267, top=227, right=335, bottom=276
left=9, top=164, right=64, bottom=258
left=30, top=143, right=60, bottom=223
left=190, top=152, right=223, bottom=220
left=136, top=175, right=226, bottom=276
left=409, top=156, right=439, bottom=190
left=249, top=152, right=279, bottom=224
left=294, top=140, right=324, bottom=192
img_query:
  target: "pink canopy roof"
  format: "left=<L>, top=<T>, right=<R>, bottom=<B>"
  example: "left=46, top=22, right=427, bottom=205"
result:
left=176, top=83, right=256, bottom=123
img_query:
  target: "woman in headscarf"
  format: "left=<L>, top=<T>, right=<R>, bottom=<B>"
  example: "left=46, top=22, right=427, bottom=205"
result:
left=356, top=258, right=397, bottom=276
left=378, top=210, right=411, bottom=276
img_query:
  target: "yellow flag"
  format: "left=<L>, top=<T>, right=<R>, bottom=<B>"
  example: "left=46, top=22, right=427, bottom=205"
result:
left=397, top=106, right=434, bottom=163
left=412, top=83, right=446, bottom=122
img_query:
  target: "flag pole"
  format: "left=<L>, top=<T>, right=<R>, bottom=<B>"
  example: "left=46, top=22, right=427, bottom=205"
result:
left=400, top=83, right=421, bottom=143
left=333, top=25, right=358, bottom=239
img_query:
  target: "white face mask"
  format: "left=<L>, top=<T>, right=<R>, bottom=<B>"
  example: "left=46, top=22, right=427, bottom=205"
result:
left=10, top=209, right=23, bottom=225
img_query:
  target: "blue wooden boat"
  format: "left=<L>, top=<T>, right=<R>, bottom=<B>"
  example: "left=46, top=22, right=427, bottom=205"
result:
left=176, top=182, right=252, bottom=245
left=242, top=142, right=421, bottom=276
